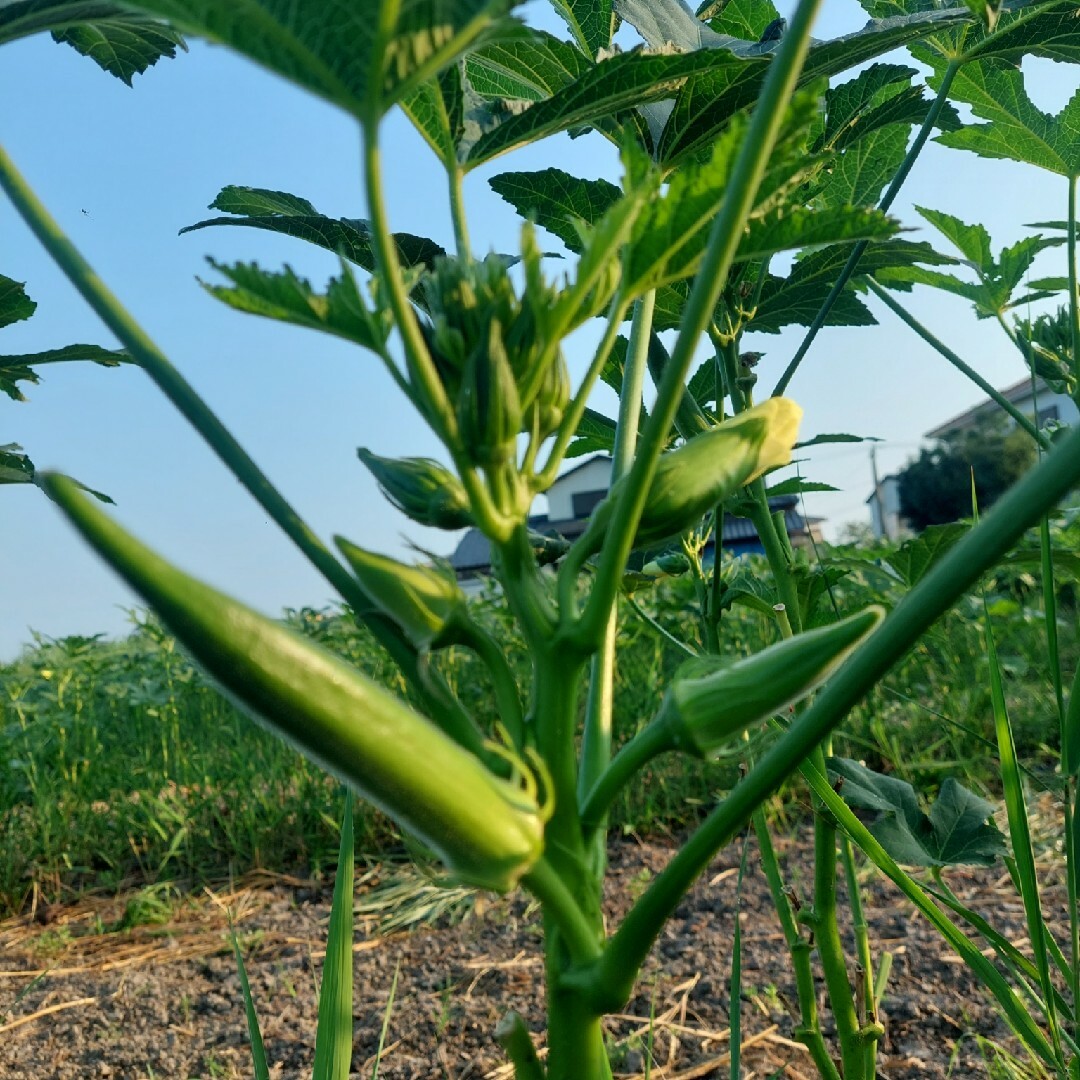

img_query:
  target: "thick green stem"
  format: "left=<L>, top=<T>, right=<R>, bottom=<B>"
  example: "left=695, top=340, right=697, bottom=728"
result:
left=576, top=0, right=825, bottom=649
left=865, top=279, right=1050, bottom=448
left=459, top=622, right=525, bottom=747
left=523, top=858, right=602, bottom=965
left=752, top=812, right=841, bottom=1079
left=581, top=720, right=673, bottom=836
left=580, top=291, right=656, bottom=829
left=772, top=60, right=961, bottom=397
left=449, top=167, right=471, bottom=258
left=567, top=419, right=1080, bottom=1013
left=808, top=750, right=865, bottom=1080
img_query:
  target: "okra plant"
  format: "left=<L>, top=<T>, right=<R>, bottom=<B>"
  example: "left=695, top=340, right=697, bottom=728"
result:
left=4, top=0, right=1080, bottom=1076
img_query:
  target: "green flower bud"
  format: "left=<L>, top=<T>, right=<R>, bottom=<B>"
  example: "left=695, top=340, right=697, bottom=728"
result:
left=663, top=606, right=885, bottom=758
left=44, top=474, right=546, bottom=893
left=642, top=552, right=691, bottom=577
left=335, top=538, right=466, bottom=651
left=358, top=448, right=472, bottom=530
left=580, top=398, right=803, bottom=553
left=530, top=355, right=571, bottom=439
left=457, top=319, right=522, bottom=468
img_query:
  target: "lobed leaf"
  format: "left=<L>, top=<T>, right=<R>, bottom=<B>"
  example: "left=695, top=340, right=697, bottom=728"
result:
left=0, top=1, right=184, bottom=83
left=1, top=344, right=131, bottom=402
left=0, top=275, right=36, bottom=329
left=828, top=757, right=1006, bottom=867
left=885, top=521, right=968, bottom=586
left=199, top=259, right=390, bottom=354
left=181, top=186, right=447, bottom=271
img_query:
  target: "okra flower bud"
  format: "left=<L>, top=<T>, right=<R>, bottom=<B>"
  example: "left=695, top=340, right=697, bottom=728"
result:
left=579, top=398, right=802, bottom=553
left=44, top=474, right=546, bottom=892
left=661, top=606, right=885, bottom=758
left=457, top=319, right=522, bottom=468
left=358, top=448, right=473, bottom=530
left=335, top=538, right=467, bottom=651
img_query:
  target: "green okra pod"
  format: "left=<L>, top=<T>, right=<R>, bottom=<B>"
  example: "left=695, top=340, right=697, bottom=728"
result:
left=334, top=537, right=467, bottom=651
left=662, top=606, right=885, bottom=758
left=43, top=473, right=546, bottom=893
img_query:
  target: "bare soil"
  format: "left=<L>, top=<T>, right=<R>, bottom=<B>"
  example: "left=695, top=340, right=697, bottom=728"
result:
left=0, top=834, right=1064, bottom=1079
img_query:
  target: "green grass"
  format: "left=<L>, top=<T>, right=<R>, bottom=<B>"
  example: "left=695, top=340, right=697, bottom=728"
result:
left=1, top=544, right=1074, bottom=917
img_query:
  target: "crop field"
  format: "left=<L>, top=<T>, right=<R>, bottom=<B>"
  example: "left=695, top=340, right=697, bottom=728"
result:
left=2, top=539, right=1072, bottom=921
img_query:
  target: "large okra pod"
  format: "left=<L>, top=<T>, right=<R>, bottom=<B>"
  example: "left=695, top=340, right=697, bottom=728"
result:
left=43, top=474, right=546, bottom=892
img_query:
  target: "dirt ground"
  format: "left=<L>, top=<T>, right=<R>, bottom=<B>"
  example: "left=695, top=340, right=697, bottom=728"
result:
left=0, top=834, right=1064, bottom=1079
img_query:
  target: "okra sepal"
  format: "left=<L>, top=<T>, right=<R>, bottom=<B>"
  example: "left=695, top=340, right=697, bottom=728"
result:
left=43, top=473, right=547, bottom=893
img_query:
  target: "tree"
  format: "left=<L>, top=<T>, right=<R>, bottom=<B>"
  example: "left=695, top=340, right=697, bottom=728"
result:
left=898, top=418, right=1036, bottom=531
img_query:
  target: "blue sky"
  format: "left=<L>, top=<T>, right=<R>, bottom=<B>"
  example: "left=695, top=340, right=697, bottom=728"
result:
left=2, top=1, right=1076, bottom=659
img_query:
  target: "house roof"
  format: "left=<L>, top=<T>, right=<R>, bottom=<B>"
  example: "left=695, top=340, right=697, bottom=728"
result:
left=925, top=376, right=1051, bottom=439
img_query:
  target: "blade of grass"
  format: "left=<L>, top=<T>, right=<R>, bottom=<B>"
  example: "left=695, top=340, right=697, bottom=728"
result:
left=985, top=608, right=1066, bottom=1069
left=372, top=963, right=400, bottom=1080
left=730, top=832, right=751, bottom=1080
left=229, top=921, right=272, bottom=1080
left=313, top=794, right=356, bottom=1080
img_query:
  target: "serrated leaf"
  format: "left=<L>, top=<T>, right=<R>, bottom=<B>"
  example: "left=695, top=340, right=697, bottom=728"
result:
left=400, top=63, right=465, bottom=167
left=0, top=275, right=36, bottom=329
left=465, top=28, right=589, bottom=99
left=0, top=2, right=184, bottom=83
left=813, top=126, right=913, bottom=209
left=829, top=757, right=1006, bottom=867
left=885, top=521, right=968, bottom=586
left=551, top=0, right=612, bottom=57
left=1, top=344, right=131, bottom=402
left=0, top=443, right=36, bottom=485
left=656, top=8, right=971, bottom=166
left=200, top=260, right=389, bottom=354
left=615, top=0, right=735, bottom=52
left=181, top=186, right=446, bottom=270
left=488, top=168, right=621, bottom=252
left=765, top=477, right=838, bottom=496
left=750, top=237, right=952, bottom=334
left=687, top=356, right=715, bottom=409
left=565, top=406, right=617, bottom=458
left=876, top=208, right=1063, bottom=317
left=113, top=0, right=521, bottom=117
left=700, top=0, right=780, bottom=42
left=793, top=562, right=849, bottom=626
left=51, top=16, right=185, bottom=83
left=934, top=61, right=1080, bottom=178
left=467, top=47, right=755, bottom=168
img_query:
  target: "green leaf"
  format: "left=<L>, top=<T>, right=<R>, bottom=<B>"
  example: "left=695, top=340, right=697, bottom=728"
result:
left=0, top=275, right=36, bottom=329
left=181, top=186, right=446, bottom=270
left=229, top=927, right=271, bottom=1080
left=765, top=478, right=838, bottom=496
left=812, top=126, right=913, bottom=209
left=828, top=757, right=1006, bottom=867
left=466, top=47, right=749, bottom=168
left=1, top=344, right=131, bottom=402
left=749, top=238, right=954, bottom=334
left=0, top=2, right=184, bottom=83
left=934, top=61, right=1080, bottom=178
left=795, top=432, right=881, bottom=449
left=312, top=796, right=355, bottom=1080
left=565, top=406, right=617, bottom=458
left=876, top=208, right=1063, bottom=317
left=655, top=8, right=971, bottom=166
left=699, top=0, right=779, bottom=42
left=115, top=0, right=521, bottom=118
left=488, top=168, right=621, bottom=252
left=465, top=28, right=589, bottom=100
left=885, top=521, right=968, bottom=586
left=400, top=63, right=465, bottom=167
left=550, top=0, right=612, bottom=58
left=199, top=259, right=390, bottom=354
left=0, top=442, right=36, bottom=485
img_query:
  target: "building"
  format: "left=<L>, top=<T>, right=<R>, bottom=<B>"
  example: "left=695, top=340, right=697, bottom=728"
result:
left=449, top=454, right=824, bottom=589
left=865, top=473, right=905, bottom=541
left=925, top=375, right=1078, bottom=440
